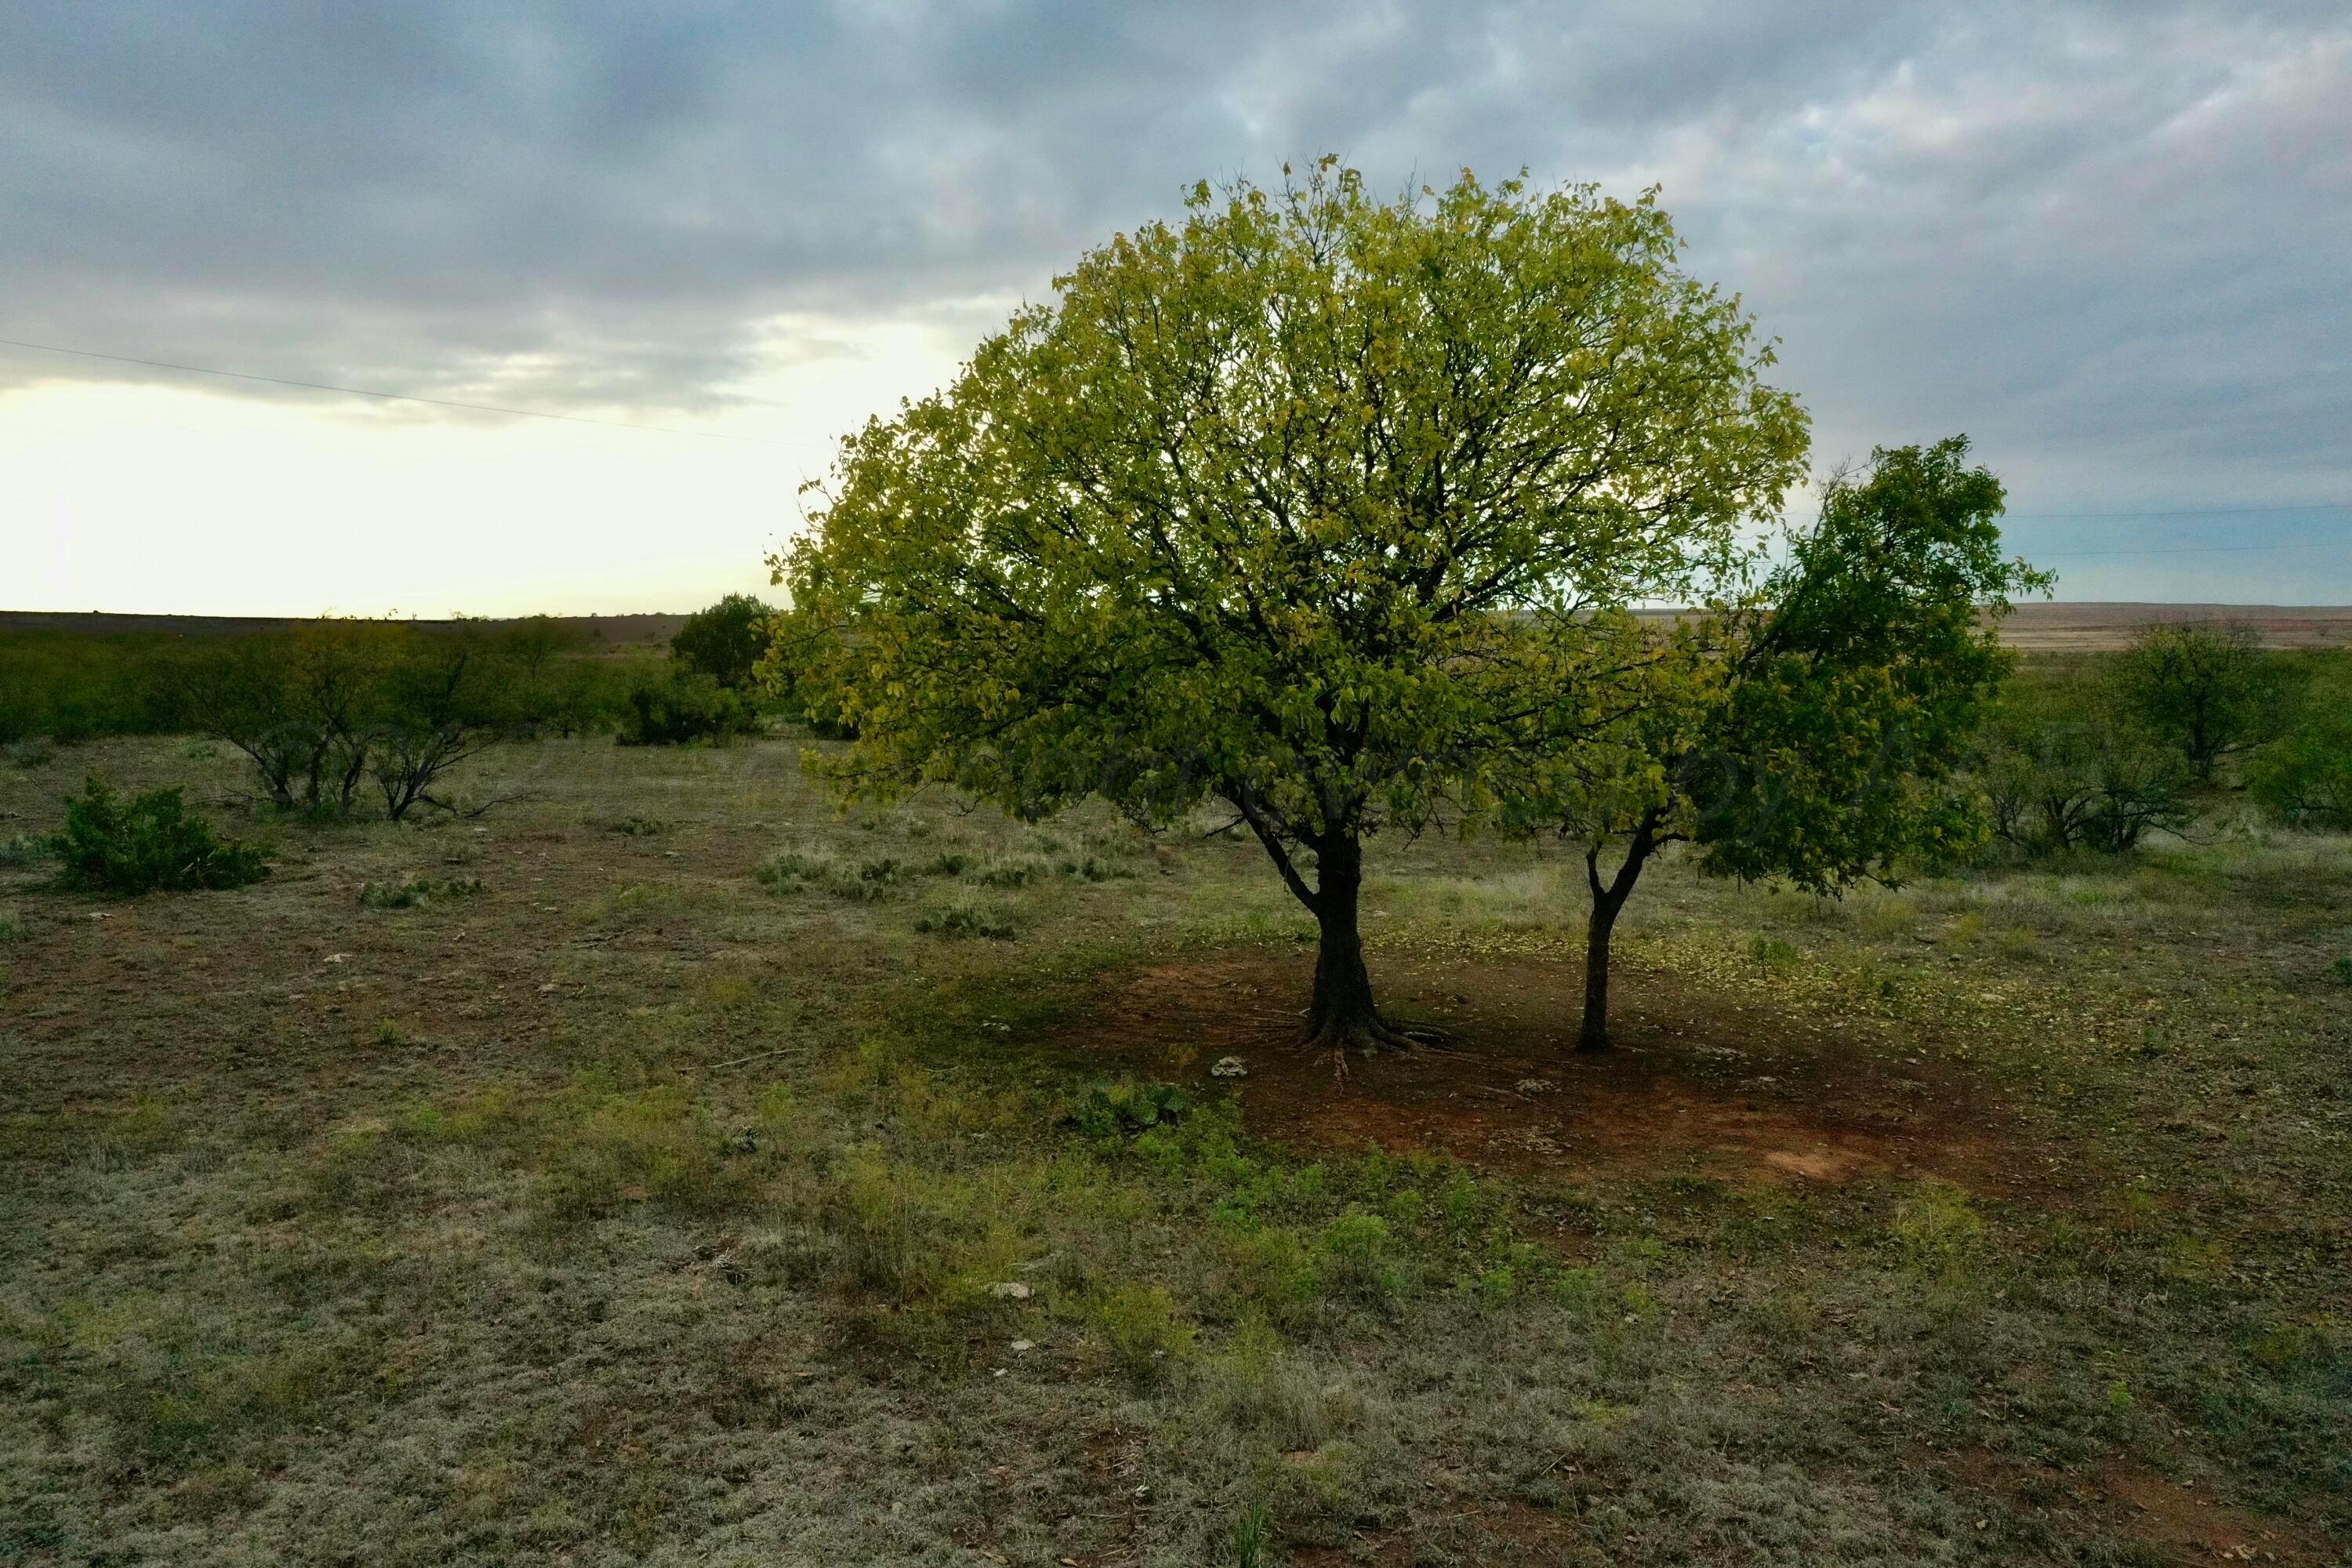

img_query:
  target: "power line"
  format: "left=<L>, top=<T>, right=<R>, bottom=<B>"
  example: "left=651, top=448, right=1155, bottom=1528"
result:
left=2006, top=502, right=2352, bottom=520
left=0, top=336, right=836, bottom=450
left=2031, top=541, right=2345, bottom=558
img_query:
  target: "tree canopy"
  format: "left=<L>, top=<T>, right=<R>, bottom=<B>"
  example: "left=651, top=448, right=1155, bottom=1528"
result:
left=1514, top=437, right=2049, bottom=1048
left=777, top=161, right=1809, bottom=1051
left=672, top=593, right=776, bottom=692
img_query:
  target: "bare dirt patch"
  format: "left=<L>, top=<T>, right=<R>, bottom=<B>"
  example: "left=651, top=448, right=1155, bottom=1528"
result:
left=1944, top=1448, right=2338, bottom=1566
left=1058, top=947, right=2052, bottom=1197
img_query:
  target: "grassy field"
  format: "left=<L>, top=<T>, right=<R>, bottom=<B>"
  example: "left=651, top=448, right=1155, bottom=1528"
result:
left=2, top=733, right=2347, bottom=1566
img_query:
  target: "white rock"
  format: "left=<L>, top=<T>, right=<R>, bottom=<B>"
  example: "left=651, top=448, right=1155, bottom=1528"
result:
left=1210, top=1056, right=1248, bottom=1078
left=985, top=1282, right=1032, bottom=1301
left=1010, top=1339, right=1034, bottom=1352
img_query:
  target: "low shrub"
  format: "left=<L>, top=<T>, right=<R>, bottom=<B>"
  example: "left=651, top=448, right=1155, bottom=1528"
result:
left=1069, top=1080, right=1189, bottom=1136
left=0, top=832, right=49, bottom=868
left=615, top=672, right=756, bottom=746
left=358, top=877, right=484, bottom=910
left=913, top=897, right=1016, bottom=939
left=48, top=776, right=269, bottom=895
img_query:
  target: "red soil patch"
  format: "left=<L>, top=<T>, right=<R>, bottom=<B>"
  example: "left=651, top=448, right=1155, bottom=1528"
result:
left=1946, top=1448, right=2339, bottom=1566
left=1056, top=948, right=2053, bottom=1197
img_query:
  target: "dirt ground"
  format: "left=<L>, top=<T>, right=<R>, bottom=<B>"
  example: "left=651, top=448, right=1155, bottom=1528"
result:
left=1064, top=950, right=2040, bottom=1200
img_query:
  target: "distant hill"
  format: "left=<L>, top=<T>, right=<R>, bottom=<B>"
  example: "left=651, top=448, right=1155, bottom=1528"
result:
left=1992, top=602, right=2352, bottom=650
left=0, top=610, right=688, bottom=648
left=5, top=604, right=2347, bottom=652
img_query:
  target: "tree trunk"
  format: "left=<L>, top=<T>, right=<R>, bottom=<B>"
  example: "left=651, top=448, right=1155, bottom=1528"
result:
left=1579, top=891, right=1621, bottom=1051
left=1577, top=819, right=1659, bottom=1053
left=1226, top=793, right=1416, bottom=1057
left=1307, top=835, right=1388, bottom=1047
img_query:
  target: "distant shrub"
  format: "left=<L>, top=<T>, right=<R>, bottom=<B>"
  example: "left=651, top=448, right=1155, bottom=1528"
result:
left=670, top=594, right=775, bottom=691
left=7, top=738, right=51, bottom=769
left=2114, top=619, right=2281, bottom=782
left=1976, top=678, right=2194, bottom=855
left=2331, top=956, right=2352, bottom=988
left=2245, top=659, right=2352, bottom=833
left=615, top=671, right=756, bottom=746
left=49, top=775, right=268, bottom=895
left=608, top=815, right=666, bottom=837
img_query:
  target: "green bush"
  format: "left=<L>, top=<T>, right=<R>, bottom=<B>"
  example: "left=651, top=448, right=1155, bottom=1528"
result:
left=615, top=671, right=756, bottom=746
left=1976, top=677, right=2194, bottom=855
left=670, top=594, right=775, bottom=691
left=2245, top=658, right=2352, bottom=832
left=48, top=776, right=269, bottom=895
left=1069, top=1080, right=1189, bottom=1136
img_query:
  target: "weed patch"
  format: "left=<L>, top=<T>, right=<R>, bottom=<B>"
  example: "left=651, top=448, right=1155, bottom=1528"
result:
left=358, top=876, right=484, bottom=910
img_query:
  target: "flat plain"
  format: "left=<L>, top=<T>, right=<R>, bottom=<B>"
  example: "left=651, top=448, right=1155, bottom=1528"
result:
left=2, top=733, right=2347, bottom=1566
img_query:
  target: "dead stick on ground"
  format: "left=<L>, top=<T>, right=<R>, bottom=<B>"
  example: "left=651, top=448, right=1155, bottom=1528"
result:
left=707, top=1045, right=797, bottom=1071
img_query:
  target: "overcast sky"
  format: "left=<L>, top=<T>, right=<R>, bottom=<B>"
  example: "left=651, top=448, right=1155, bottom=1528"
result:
left=5, top=1, right=2347, bottom=615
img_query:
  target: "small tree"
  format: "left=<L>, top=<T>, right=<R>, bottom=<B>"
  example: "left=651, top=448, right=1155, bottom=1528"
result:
left=2114, top=619, right=2276, bottom=782
left=1516, top=439, right=2045, bottom=1050
left=671, top=595, right=775, bottom=691
left=779, top=162, right=1809, bottom=1053
left=2245, top=656, right=2352, bottom=831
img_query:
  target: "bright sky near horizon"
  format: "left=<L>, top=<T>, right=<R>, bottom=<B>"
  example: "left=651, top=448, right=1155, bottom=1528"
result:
left=5, top=2, right=2348, bottom=616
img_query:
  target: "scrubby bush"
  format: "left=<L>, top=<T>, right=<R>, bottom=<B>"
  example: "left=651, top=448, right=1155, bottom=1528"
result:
left=367, top=626, right=514, bottom=819
left=2245, top=656, right=2352, bottom=831
left=1976, top=677, right=2193, bottom=855
left=670, top=594, right=775, bottom=691
left=615, top=671, right=756, bottom=746
left=48, top=775, right=268, bottom=895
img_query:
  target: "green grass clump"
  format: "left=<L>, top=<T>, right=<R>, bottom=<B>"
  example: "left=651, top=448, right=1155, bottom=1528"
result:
left=913, top=897, right=1016, bottom=939
left=756, top=848, right=916, bottom=900
left=358, top=877, right=484, bottom=910
left=1069, top=1079, right=1189, bottom=1136
left=1086, top=1282, right=1195, bottom=1381
left=0, top=832, right=45, bottom=867
left=49, top=775, right=268, bottom=895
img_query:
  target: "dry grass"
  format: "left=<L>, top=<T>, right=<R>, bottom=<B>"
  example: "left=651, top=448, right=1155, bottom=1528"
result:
left=1, top=733, right=2346, bottom=1565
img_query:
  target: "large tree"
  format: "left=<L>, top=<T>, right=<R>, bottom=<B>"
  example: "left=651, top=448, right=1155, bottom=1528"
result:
left=1517, top=438, right=2049, bottom=1050
left=775, top=162, right=1808, bottom=1053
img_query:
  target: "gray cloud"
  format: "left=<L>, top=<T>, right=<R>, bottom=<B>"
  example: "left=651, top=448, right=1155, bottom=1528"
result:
left=4, top=2, right=2347, bottom=576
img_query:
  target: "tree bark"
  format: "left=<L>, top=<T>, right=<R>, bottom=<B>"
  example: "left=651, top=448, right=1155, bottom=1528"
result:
left=1306, top=833, right=1393, bottom=1048
left=1226, top=792, right=1415, bottom=1057
left=1578, top=817, right=1660, bottom=1052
